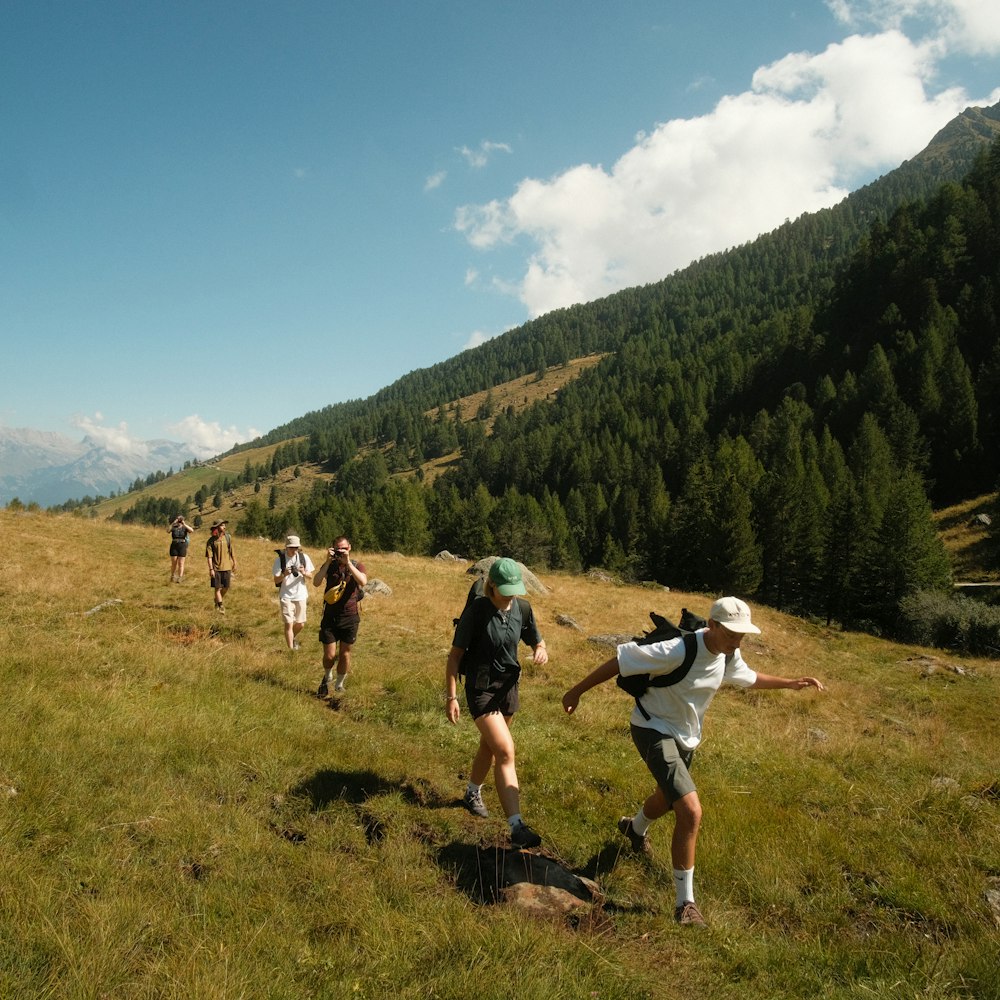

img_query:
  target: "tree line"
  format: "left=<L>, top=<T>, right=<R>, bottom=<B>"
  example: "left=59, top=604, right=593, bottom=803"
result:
left=112, top=130, right=1000, bottom=641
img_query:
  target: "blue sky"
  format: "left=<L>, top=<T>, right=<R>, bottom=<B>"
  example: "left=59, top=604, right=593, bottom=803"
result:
left=2, top=0, right=998, bottom=459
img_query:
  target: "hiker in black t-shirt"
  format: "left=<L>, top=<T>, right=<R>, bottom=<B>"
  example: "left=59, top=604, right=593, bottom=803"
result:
left=445, top=558, right=547, bottom=850
left=313, top=536, right=367, bottom=696
left=167, top=514, right=195, bottom=583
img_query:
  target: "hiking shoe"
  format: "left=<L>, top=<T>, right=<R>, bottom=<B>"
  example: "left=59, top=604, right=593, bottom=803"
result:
left=510, top=822, right=541, bottom=850
left=333, top=676, right=346, bottom=693
left=462, top=787, right=489, bottom=818
left=316, top=679, right=329, bottom=698
left=618, top=816, right=652, bottom=855
left=675, top=900, right=707, bottom=927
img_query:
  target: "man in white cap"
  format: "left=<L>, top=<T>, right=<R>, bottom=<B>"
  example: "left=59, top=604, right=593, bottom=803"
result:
left=562, top=596, right=823, bottom=927
left=272, top=535, right=314, bottom=650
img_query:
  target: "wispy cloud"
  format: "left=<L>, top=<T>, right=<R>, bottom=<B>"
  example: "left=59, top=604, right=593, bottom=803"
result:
left=462, top=329, right=495, bottom=350
left=458, top=140, right=513, bottom=169
left=455, top=0, right=1000, bottom=318
left=424, top=170, right=447, bottom=191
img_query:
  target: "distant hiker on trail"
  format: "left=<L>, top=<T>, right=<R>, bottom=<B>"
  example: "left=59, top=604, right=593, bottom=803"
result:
left=562, top=596, right=824, bottom=927
left=168, top=514, right=195, bottom=583
left=444, top=557, right=548, bottom=851
left=313, top=536, right=366, bottom=696
left=205, top=519, right=237, bottom=613
left=272, top=534, right=314, bottom=651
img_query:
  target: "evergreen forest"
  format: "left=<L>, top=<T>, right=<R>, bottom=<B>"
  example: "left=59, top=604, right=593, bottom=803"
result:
left=119, top=110, right=1000, bottom=638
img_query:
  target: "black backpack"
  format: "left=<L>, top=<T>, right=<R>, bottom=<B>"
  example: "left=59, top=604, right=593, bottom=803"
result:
left=453, top=578, right=530, bottom=679
left=615, top=609, right=712, bottom=721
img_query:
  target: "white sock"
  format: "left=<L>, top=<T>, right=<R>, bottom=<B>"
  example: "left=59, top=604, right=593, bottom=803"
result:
left=673, top=867, right=695, bottom=907
left=631, top=808, right=652, bottom=836
left=323, top=669, right=333, bottom=682
left=507, top=813, right=523, bottom=830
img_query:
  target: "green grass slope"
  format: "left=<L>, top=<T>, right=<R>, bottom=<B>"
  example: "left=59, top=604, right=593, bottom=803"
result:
left=1, top=510, right=998, bottom=999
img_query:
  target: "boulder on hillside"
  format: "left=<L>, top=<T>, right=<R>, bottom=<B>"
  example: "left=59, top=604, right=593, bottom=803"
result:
left=467, top=556, right=548, bottom=596
left=438, top=843, right=605, bottom=928
left=588, top=633, right=634, bottom=649
left=363, top=579, right=392, bottom=597
left=435, top=550, right=463, bottom=561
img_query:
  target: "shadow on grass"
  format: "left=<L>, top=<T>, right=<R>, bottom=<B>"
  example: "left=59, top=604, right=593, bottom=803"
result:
left=271, top=767, right=451, bottom=848
left=579, top=842, right=631, bottom=882
left=289, top=768, right=450, bottom=810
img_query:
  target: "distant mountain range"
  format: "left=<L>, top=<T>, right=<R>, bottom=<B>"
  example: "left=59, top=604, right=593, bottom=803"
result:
left=0, top=427, right=199, bottom=507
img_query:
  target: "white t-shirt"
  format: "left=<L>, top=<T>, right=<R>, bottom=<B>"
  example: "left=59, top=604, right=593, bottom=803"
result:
left=272, top=551, right=315, bottom=602
left=616, top=629, right=757, bottom=750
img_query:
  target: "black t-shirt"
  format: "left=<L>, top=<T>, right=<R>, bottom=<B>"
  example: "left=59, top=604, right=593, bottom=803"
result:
left=321, top=561, right=366, bottom=622
left=453, top=595, right=541, bottom=690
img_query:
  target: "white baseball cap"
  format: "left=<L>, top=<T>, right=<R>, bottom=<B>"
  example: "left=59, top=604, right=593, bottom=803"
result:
left=709, top=596, right=760, bottom=634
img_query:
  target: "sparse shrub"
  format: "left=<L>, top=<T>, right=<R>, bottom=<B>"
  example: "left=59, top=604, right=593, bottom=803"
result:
left=898, top=589, right=1000, bottom=656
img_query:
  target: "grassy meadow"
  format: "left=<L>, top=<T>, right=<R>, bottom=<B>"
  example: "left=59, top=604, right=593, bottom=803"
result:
left=1, top=509, right=998, bottom=999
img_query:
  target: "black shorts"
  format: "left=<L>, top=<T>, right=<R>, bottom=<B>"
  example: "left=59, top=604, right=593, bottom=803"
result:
left=319, top=617, right=360, bottom=646
left=169, top=540, right=187, bottom=557
left=466, top=680, right=519, bottom=719
left=210, top=570, right=232, bottom=589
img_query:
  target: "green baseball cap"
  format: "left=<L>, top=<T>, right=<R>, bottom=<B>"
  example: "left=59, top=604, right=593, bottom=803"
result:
left=489, top=557, right=526, bottom=596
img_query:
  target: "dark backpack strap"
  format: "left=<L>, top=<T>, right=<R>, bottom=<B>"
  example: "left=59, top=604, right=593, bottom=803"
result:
left=646, top=632, right=699, bottom=689
left=457, top=595, right=494, bottom=678
left=633, top=632, right=699, bottom=721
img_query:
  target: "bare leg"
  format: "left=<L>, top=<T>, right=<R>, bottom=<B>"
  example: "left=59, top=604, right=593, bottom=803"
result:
left=472, top=712, right=520, bottom=819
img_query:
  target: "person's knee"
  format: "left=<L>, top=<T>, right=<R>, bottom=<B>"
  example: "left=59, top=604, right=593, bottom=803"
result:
left=491, top=739, right=516, bottom=768
left=673, top=793, right=702, bottom=830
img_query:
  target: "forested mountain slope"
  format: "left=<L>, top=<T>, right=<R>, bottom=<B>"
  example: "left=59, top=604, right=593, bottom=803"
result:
left=113, top=104, right=1000, bottom=635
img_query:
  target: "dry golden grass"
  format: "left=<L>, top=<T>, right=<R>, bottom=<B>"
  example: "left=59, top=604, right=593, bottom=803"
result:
left=934, top=490, right=1000, bottom=583
left=2, top=509, right=998, bottom=1000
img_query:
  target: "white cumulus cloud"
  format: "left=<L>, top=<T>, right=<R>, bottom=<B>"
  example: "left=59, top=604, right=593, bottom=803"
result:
left=456, top=10, right=1000, bottom=318
left=167, top=415, right=258, bottom=459
left=72, top=414, right=150, bottom=456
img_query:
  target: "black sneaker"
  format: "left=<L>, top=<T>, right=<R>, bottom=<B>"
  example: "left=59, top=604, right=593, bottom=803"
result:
left=675, top=900, right=707, bottom=927
left=510, top=822, right=541, bottom=850
left=462, top=786, right=489, bottom=818
left=617, top=816, right=652, bottom=855
left=317, top=679, right=329, bottom=698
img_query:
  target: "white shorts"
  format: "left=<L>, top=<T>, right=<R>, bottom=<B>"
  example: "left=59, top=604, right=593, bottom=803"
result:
left=280, top=598, right=307, bottom=625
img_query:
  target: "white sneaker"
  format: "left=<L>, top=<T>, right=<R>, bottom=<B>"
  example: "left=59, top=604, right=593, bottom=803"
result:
left=333, top=676, right=346, bottom=693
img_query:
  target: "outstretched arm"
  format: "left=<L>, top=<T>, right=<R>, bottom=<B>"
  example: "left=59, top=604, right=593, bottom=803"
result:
left=562, top=656, right=620, bottom=715
left=752, top=673, right=825, bottom=691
